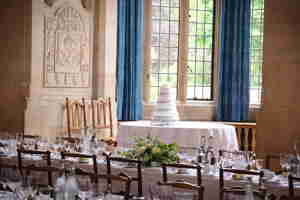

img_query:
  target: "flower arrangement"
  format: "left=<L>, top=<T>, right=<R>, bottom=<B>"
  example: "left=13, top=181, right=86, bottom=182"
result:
left=120, top=135, right=179, bottom=167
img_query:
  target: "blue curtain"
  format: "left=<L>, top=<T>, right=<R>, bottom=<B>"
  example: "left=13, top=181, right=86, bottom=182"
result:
left=216, top=0, right=251, bottom=122
left=116, top=0, right=144, bottom=121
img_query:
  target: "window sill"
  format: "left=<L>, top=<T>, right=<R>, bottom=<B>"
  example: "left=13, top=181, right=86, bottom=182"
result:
left=145, top=101, right=261, bottom=108
left=144, top=100, right=216, bottom=108
left=249, top=104, right=262, bottom=110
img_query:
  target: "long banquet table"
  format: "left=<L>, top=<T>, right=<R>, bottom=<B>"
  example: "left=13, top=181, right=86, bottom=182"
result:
left=117, top=121, right=239, bottom=151
left=0, top=156, right=299, bottom=199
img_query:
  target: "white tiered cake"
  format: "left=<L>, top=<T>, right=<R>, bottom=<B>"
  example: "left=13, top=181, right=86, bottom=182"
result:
left=151, top=85, right=179, bottom=126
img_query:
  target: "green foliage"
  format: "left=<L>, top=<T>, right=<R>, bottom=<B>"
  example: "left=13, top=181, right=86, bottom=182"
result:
left=120, top=135, right=180, bottom=167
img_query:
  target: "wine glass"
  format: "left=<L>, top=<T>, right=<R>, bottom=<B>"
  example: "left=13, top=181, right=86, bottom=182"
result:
left=255, top=159, right=264, bottom=170
left=294, top=137, right=300, bottom=160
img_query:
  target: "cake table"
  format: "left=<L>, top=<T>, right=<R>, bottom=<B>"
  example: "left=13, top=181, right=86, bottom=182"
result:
left=117, top=120, right=238, bottom=151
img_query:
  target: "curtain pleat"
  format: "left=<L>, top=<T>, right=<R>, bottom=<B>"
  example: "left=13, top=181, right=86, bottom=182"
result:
left=217, top=0, right=251, bottom=121
left=116, top=0, right=144, bottom=121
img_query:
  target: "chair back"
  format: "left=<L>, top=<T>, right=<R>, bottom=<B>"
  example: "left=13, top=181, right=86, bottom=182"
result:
left=97, top=173, right=132, bottom=200
left=91, top=97, right=113, bottom=137
left=157, top=180, right=204, bottom=200
left=219, top=167, right=265, bottom=200
left=17, top=149, right=54, bottom=186
left=60, top=152, right=98, bottom=179
left=65, top=97, right=86, bottom=137
left=73, top=164, right=132, bottom=200
left=105, top=155, right=143, bottom=197
left=162, top=163, right=202, bottom=186
left=289, top=174, right=300, bottom=197
left=161, top=163, right=203, bottom=200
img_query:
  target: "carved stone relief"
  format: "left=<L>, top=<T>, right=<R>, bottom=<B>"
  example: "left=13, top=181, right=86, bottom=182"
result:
left=44, top=5, right=90, bottom=88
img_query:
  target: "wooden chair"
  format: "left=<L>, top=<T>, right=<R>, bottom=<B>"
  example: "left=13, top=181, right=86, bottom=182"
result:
left=289, top=174, right=300, bottom=197
left=157, top=180, right=204, bottom=200
left=74, top=167, right=132, bottom=200
left=105, top=154, right=143, bottom=198
left=17, top=149, right=56, bottom=186
left=65, top=97, right=86, bottom=137
left=91, top=97, right=113, bottom=137
left=219, top=167, right=269, bottom=200
left=161, top=163, right=203, bottom=200
left=97, top=173, right=132, bottom=200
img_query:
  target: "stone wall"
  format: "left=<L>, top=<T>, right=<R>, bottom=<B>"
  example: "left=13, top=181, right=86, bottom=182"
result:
left=24, top=0, right=117, bottom=139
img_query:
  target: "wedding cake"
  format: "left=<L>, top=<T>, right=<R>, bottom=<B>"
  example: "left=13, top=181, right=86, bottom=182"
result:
left=151, top=85, right=179, bottom=126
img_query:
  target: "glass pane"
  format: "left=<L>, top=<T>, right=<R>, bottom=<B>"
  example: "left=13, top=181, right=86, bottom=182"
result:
left=159, top=47, right=169, bottom=60
left=161, top=0, right=169, bottom=6
left=160, top=7, right=170, bottom=20
left=151, top=73, right=159, bottom=86
left=151, top=47, right=159, bottom=60
left=170, top=7, right=179, bottom=20
left=250, top=0, right=264, bottom=104
left=152, top=6, right=160, bottom=19
left=150, top=87, right=159, bottom=102
left=159, top=34, right=169, bottom=47
left=169, top=48, right=178, bottom=60
left=152, top=34, right=160, bottom=46
left=187, top=87, right=196, bottom=99
left=170, top=0, right=179, bottom=7
left=152, top=20, right=160, bottom=33
left=188, top=49, right=196, bottom=60
left=160, top=21, right=170, bottom=33
left=187, top=74, right=196, bottom=86
left=169, top=62, right=178, bottom=73
left=187, top=0, right=214, bottom=100
left=169, top=34, right=178, bottom=47
left=189, top=23, right=197, bottom=35
left=170, top=21, right=179, bottom=33
left=152, top=0, right=160, bottom=6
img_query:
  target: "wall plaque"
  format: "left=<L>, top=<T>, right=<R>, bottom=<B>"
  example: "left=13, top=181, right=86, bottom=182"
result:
left=44, top=5, right=90, bottom=88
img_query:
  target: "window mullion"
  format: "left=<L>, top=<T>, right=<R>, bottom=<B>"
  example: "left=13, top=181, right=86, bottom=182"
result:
left=143, top=0, right=152, bottom=104
left=177, top=0, right=189, bottom=103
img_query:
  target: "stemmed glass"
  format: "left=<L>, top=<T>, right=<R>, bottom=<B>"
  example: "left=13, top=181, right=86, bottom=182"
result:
left=280, top=153, right=291, bottom=177
left=294, top=137, right=300, bottom=160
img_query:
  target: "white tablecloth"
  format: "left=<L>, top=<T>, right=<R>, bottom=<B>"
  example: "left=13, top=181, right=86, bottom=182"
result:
left=117, top=121, right=238, bottom=151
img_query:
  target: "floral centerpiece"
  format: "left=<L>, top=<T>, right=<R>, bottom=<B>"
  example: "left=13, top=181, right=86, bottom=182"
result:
left=120, top=135, right=179, bottom=167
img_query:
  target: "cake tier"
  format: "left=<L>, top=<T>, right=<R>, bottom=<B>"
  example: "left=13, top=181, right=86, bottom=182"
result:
left=151, top=85, right=179, bottom=123
left=152, top=116, right=178, bottom=121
